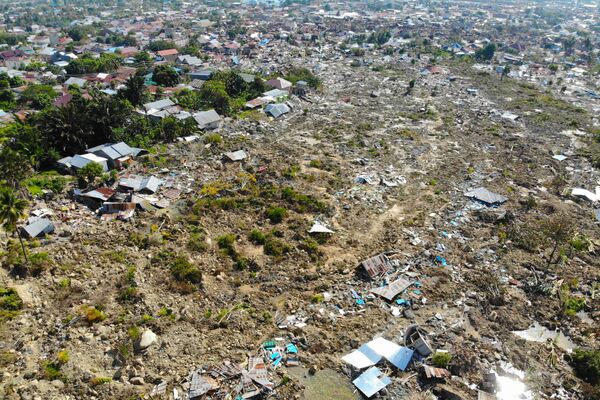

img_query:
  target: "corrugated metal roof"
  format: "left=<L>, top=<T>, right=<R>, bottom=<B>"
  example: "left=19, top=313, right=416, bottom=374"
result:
left=23, top=217, right=54, bottom=238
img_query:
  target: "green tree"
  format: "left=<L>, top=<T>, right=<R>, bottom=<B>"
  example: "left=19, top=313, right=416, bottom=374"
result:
left=118, top=75, right=150, bottom=106
left=0, top=187, right=29, bottom=265
left=475, top=43, right=496, bottom=62
left=152, top=65, right=179, bottom=87
left=198, top=80, right=231, bottom=115
left=19, top=84, right=58, bottom=110
left=146, top=40, right=177, bottom=52
left=77, top=162, right=103, bottom=185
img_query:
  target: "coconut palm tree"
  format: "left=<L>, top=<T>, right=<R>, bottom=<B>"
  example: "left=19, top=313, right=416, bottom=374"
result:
left=0, top=186, right=29, bottom=265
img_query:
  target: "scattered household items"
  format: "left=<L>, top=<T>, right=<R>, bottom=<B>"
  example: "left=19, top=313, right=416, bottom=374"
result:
left=572, top=186, right=600, bottom=202
left=360, top=253, right=392, bottom=278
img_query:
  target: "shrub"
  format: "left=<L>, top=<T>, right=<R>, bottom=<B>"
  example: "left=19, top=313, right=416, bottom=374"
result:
left=263, top=238, right=291, bottom=257
left=80, top=305, right=106, bottom=323
left=187, top=233, right=208, bottom=252
left=30, top=252, right=51, bottom=275
left=170, top=256, right=202, bottom=284
left=266, top=206, right=287, bottom=224
left=248, top=229, right=266, bottom=245
left=311, top=294, right=325, bottom=303
left=204, top=133, right=222, bottom=145
left=42, top=361, right=65, bottom=381
left=217, top=233, right=236, bottom=250
left=0, top=287, right=23, bottom=321
left=571, top=348, right=600, bottom=385
left=564, top=296, right=585, bottom=316
left=432, top=352, right=452, bottom=368
left=90, top=376, right=112, bottom=386
left=56, top=350, right=69, bottom=364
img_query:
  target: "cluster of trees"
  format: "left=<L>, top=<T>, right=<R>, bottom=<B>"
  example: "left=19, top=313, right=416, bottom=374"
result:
left=0, top=31, right=27, bottom=46
left=282, top=67, right=321, bottom=89
left=0, top=72, right=25, bottom=110
left=347, top=30, right=392, bottom=46
left=475, top=43, right=496, bottom=62
left=152, top=64, right=180, bottom=87
left=175, top=70, right=266, bottom=116
left=65, top=53, right=122, bottom=75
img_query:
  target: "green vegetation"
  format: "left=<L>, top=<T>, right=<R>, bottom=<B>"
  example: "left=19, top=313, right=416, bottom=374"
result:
left=266, top=206, right=287, bottom=224
left=170, top=256, right=202, bottom=284
left=571, top=348, right=600, bottom=385
left=311, top=293, right=325, bottom=303
left=174, top=70, right=267, bottom=116
left=432, top=352, right=452, bottom=368
left=20, top=85, right=58, bottom=110
left=281, top=187, right=327, bottom=213
left=77, top=162, right=104, bottom=185
left=283, top=67, right=322, bottom=89
left=90, top=376, right=112, bottom=386
left=66, top=53, right=121, bottom=74
left=23, top=172, right=71, bottom=196
left=152, top=64, right=180, bottom=87
left=187, top=233, right=208, bottom=252
left=0, top=287, right=23, bottom=321
left=80, top=305, right=106, bottom=324
left=248, top=229, right=267, bottom=245
left=263, top=237, right=291, bottom=257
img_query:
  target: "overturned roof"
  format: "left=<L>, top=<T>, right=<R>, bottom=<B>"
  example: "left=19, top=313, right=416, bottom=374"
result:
left=465, top=187, right=508, bottom=205
left=224, top=150, right=247, bottom=162
left=22, top=217, right=54, bottom=238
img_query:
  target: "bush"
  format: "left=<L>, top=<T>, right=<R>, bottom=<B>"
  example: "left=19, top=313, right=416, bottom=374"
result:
left=564, top=296, right=585, bottom=316
left=432, top=352, right=452, bottom=368
left=264, top=238, right=291, bottom=257
left=80, top=305, right=106, bottom=323
left=0, top=287, right=23, bottom=321
left=90, top=376, right=112, bottom=386
left=187, top=233, right=208, bottom=252
left=217, top=234, right=236, bottom=250
left=204, top=133, right=222, bottom=145
left=311, top=293, right=325, bottom=303
left=30, top=252, right=51, bottom=275
left=248, top=229, right=267, bottom=245
left=266, top=206, right=287, bottom=224
left=77, top=161, right=104, bottom=184
left=170, top=256, right=202, bottom=284
left=571, top=348, right=600, bottom=385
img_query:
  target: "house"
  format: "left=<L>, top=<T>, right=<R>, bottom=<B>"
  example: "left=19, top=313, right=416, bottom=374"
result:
left=53, top=93, right=73, bottom=107
left=86, top=142, right=137, bottom=169
left=118, top=175, right=163, bottom=193
left=22, top=217, right=54, bottom=238
left=188, top=70, right=213, bottom=80
left=263, top=89, right=289, bottom=102
left=77, top=187, right=117, bottom=209
left=156, top=48, right=179, bottom=62
left=245, top=97, right=269, bottom=109
left=70, top=153, right=109, bottom=172
left=266, top=77, right=292, bottom=91
left=143, top=98, right=176, bottom=113
left=193, top=109, right=221, bottom=130
left=264, top=103, right=290, bottom=118
left=64, top=77, right=87, bottom=88
left=177, top=55, right=203, bottom=66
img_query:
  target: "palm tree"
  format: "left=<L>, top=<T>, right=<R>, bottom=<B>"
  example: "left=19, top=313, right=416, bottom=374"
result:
left=0, top=187, right=29, bottom=265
